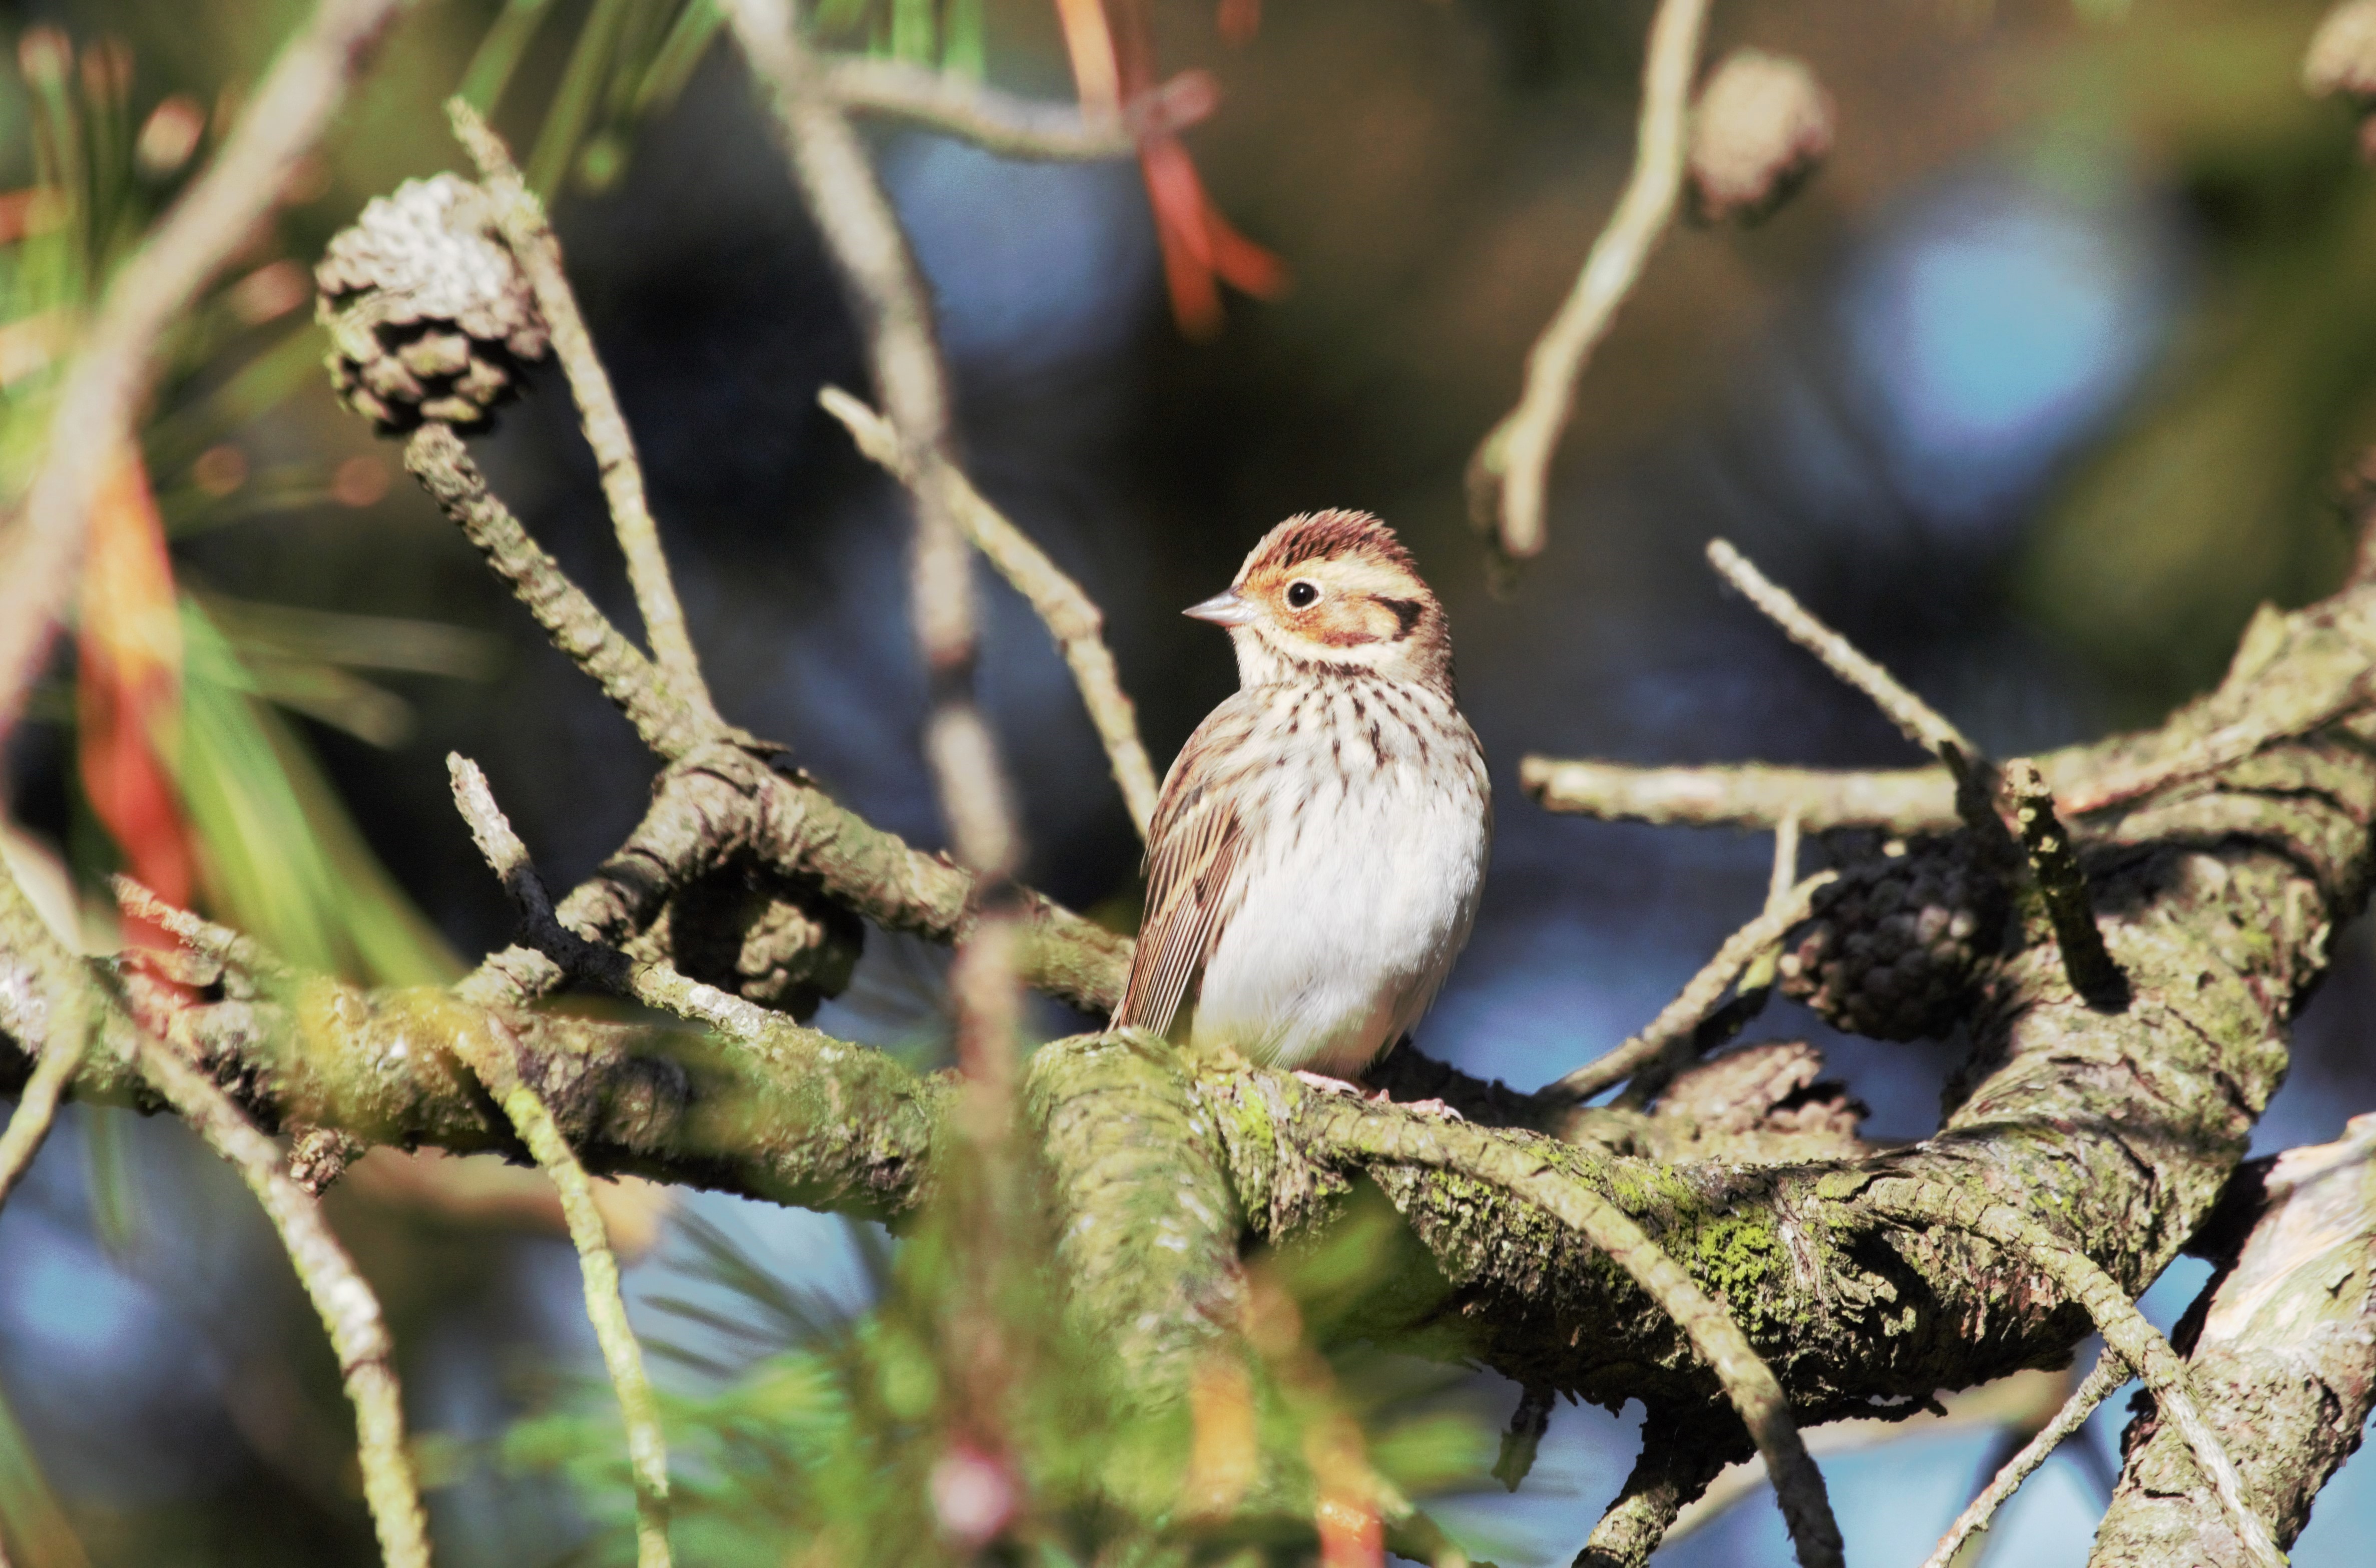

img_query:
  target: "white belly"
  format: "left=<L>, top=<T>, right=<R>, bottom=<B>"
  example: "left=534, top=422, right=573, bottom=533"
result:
left=1189, top=724, right=1489, bottom=1073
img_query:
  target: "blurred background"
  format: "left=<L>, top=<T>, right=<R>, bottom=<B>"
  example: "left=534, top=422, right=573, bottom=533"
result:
left=4, top=0, right=2376, bottom=1561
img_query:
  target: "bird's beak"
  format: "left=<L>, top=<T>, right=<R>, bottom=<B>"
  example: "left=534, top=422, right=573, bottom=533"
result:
left=1182, top=589, right=1257, bottom=627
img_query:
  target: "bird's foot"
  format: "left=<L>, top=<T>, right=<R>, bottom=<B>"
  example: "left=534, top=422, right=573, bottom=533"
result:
left=1292, top=1069, right=1365, bottom=1097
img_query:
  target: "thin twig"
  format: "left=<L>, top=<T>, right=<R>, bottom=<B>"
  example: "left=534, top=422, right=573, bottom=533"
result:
left=1521, top=756, right=1966, bottom=833
left=1332, top=1100, right=1843, bottom=1568
left=1865, top=1183, right=2286, bottom=1568
left=0, top=852, right=432, bottom=1567
left=0, top=0, right=410, bottom=737
left=821, top=58, right=1217, bottom=159
left=404, top=423, right=723, bottom=761
left=0, top=1001, right=85, bottom=1210
left=1466, top=0, right=1711, bottom=562
left=444, top=100, right=716, bottom=721
left=819, top=385, right=1160, bottom=835
left=141, top=1035, right=435, bottom=1568
left=1705, top=540, right=1976, bottom=761
left=2003, top=759, right=2126, bottom=1008
left=112, top=875, right=290, bottom=980
left=1537, top=871, right=1835, bottom=1107
left=447, top=753, right=789, bottom=1042
left=1919, top=1346, right=2128, bottom=1568
left=442, top=757, right=672, bottom=1568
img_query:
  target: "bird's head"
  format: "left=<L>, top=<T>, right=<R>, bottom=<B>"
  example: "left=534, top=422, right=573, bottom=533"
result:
left=1184, top=510, right=1454, bottom=691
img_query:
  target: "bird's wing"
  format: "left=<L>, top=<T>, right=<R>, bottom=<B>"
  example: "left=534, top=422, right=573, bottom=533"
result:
left=1114, top=737, right=1249, bottom=1038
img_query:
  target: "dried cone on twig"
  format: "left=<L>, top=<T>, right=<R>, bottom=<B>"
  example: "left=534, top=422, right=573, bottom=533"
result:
left=1777, top=831, right=2007, bottom=1041
left=628, top=866, right=863, bottom=1021
left=1687, top=50, right=1834, bottom=224
left=316, top=173, right=550, bottom=431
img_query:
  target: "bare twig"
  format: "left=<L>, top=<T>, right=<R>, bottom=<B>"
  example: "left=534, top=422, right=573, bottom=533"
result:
left=443, top=757, right=672, bottom=1568
left=404, top=423, right=724, bottom=760
left=0, top=0, right=410, bottom=737
left=2003, top=759, right=2125, bottom=1007
left=821, top=58, right=1217, bottom=160
left=1520, top=756, right=1967, bottom=832
left=1865, top=1183, right=2285, bottom=1568
left=1536, top=871, right=1835, bottom=1107
left=142, top=1036, right=434, bottom=1568
left=1704, top=540, right=1975, bottom=761
left=1919, top=1346, right=2128, bottom=1568
left=113, top=875, right=290, bottom=981
left=0, top=997, right=85, bottom=1210
left=1331, top=1101, right=1843, bottom=1568
left=1466, top=0, right=1711, bottom=562
left=0, top=856, right=432, bottom=1568
left=444, top=100, right=716, bottom=721
left=819, top=385, right=1161, bottom=835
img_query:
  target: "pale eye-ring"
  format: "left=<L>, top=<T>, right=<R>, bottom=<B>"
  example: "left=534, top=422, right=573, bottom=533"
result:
left=1285, top=580, right=1319, bottom=609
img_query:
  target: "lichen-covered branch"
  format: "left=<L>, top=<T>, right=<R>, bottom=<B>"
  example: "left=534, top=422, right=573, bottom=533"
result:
left=446, top=101, right=716, bottom=721
left=0, top=857, right=432, bottom=1568
left=1466, top=0, right=1710, bottom=562
left=2003, top=758, right=2125, bottom=1008
left=0, top=988, right=85, bottom=1209
left=1576, top=1408, right=1737, bottom=1568
left=2089, top=1115, right=2376, bottom=1565
left=1864, top=1183, right=2283, bottom=1568
left=446, top=758, right=671, bottom=1568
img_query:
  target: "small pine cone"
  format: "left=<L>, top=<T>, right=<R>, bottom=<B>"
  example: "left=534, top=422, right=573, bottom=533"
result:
left=315, top=173, right=549, bottom=431
left=1688, top=50, right=1835, bottom=224
left=1777, top=832, right=2007, bottom=1041
left=633, top=866, right=864, bottom=1022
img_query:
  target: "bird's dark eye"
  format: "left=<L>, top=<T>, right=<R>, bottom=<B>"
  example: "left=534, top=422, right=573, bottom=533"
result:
left=1285, top=580, right=1319, bottom=609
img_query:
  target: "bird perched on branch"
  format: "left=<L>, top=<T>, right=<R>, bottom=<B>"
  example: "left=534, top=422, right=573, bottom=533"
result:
left=1115, top=510, right=1492, bottom=1078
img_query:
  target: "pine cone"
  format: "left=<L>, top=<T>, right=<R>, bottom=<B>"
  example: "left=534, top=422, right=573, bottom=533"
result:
left=1688, top=50, right=1835, bottom=224
left=1777, top=832, right=2006, bottom=1041
left=630, top=866, right=864, bottom=1022
left=315, top=173, right=549, bottom=431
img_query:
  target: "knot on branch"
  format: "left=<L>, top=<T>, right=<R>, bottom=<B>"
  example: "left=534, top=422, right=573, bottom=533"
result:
left=1778, top=831, right=2010, bottom=1041
left=316, top=172, right=550, bottom=431
left=626, top=863, right=863, bottom=1021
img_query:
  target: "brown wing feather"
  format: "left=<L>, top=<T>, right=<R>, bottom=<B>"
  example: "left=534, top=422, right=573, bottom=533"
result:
left=1114, top=741, right=1248, bottom=1038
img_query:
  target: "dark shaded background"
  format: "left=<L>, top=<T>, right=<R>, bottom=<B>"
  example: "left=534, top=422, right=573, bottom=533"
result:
left=7, top=0, right=2376, bottom=1562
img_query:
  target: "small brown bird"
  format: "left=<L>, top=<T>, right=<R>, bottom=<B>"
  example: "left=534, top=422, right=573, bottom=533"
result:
left=1114, top=510, right=1492, bottom=1077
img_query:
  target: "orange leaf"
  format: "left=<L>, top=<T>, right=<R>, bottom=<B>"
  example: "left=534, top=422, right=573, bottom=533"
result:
left=75, top=450, right=192, bottom=935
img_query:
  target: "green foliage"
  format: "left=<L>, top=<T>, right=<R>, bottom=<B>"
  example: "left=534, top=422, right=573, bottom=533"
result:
left=505, top=1197, right=1499, bottom=1566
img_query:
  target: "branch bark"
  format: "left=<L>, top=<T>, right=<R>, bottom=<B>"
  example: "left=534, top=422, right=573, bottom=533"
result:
left=2090, top=1116, right=2376, bottom=1565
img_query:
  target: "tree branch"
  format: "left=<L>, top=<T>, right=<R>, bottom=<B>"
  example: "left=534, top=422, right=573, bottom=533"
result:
left=1519, top=756, right=1969, bottom=833
left=1922, top=1346, right=2127, bottom=1568
left=445, top=101, right=717, bottom=721
left=1864, top=1183, right=2282, bottom=1568
left=821, top=58, right=1217, bottom=160
left=819, top=385, right=1161, bottom=836
left=1536, top=871, right=1834, bottom=1107
left=0, top=0, right=410, bottom=737
left=1466, top=0, right=1710, bottom=562
left=2090, top=1115, right=2376, bottom=1564
left=0, top=857, right=432, bottom=1568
